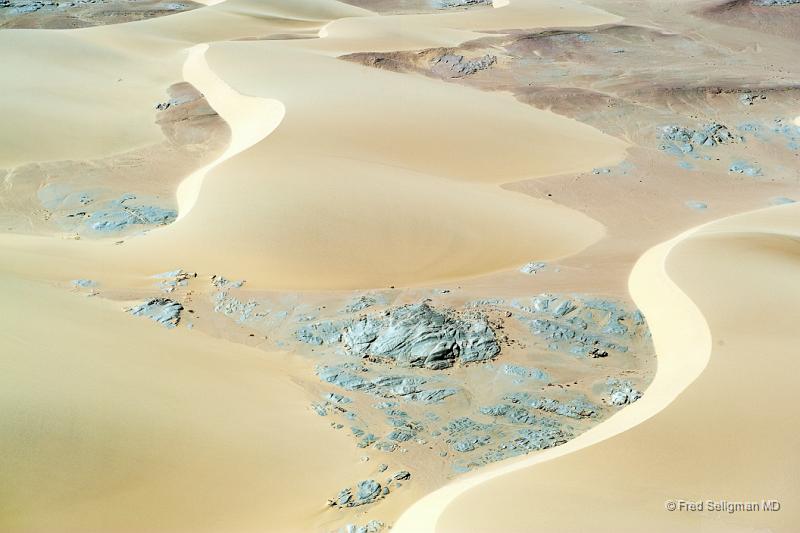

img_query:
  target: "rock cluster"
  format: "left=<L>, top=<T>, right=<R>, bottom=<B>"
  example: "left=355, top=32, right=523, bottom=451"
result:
left=658, top=122, right=741, bottom=154
left=754, top=0, right=800, bottom=5
left=606, top=378, right=642, bottom=405
left=341, top=302, right=500, bottom=369
left=153, top=269, right=196, bottom=293
left=519, top=261, right=546, bottom=275
left=340, top=520, right=384, bottom=533
left=512, top=294, right=646, bottom=357
left=316, top=364, right=458, bottom=404
left=504, top=392, right=598, bottom=419
left=329, top=479, right=385, bottom=508
left=436, top=0, right=491, bottom=8
left=129, top=298, right=183, bottom=328
left=433, top=53, right=497, bottom=77
left=729, top=160, right=762, bottom=177
left=85, top=194, right=176, bottom=232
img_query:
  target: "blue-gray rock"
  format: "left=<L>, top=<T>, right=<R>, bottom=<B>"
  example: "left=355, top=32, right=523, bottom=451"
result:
left=341, top=302, right=499, bottom=369
left=607, top=378, right=643, bottom=405
left=355, top=480, right=381, bottom=504
left=729, top=161, right=762, bottom=177
left=434, top=53, right=496, bottom=77
left=519, top=262, right=546, bottom=275
left=393, top=470, right=411, bottom=481
left=296, top=321, right=342, bottom=345
left=685, top=200, right=708, bottom=210
left=129, top=298, right=183, bottom=328
left=770, top=196, right=796, bottom=205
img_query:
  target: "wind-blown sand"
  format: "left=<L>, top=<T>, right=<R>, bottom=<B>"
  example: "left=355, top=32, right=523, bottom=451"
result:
left=175, top=43, right=285, bottom=220
left=0, top=273, right=371, bottom=532
left=2, top=0, right=799, bottom=531
left=398, top=204, right=800, bottom=532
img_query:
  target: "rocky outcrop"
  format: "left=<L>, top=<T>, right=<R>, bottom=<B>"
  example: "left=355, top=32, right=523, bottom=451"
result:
left=433, top=53, right=496, bottom=77
left=129, top=298, right=183, bottom=328
left=316, top=364, right=458, bottom=403
left=754, top=0, right=800, bottom=5
left=519, top=261, right=546, bottom=275
left=329, top=479, right=384, bottom=508
left=658, top=122, right=741, bottom=154
left=606, top=378, right=643, bottom=405
left=341, top=302, right=500, bottom=369
left=436, top=0, right=491, bottom=8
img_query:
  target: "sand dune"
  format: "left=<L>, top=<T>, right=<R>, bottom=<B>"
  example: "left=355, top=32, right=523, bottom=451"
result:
left=0, top=271, right=372, bottom=533
left=0, top=0, right=627, bottom=289
left=3, top=0, right=799, bottom=531
left=398, top=203, right=800, bottom=532
left=176, top=43, right=285, bottom=220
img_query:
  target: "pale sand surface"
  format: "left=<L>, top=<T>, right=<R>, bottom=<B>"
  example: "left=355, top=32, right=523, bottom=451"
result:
left=175, top=43, right=285, bottom=220
left=1, top=0, right=799, bottom=531
left=0, top=271, right=370, bottom=533
left=403, top=204, right=800, bottom=532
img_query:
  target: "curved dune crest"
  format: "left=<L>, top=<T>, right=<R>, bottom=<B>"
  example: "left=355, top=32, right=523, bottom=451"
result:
left=116, top=36, right=622, bottom=289
left=399, top=204, right=800, bottom=532
left=394, top=217, right=715, bottom=533
left=176, top=44, right=285, bottom=220
left=0, top=0, right=627, bottom=290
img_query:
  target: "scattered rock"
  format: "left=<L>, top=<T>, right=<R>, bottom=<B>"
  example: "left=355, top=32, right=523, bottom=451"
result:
left=436, top=0, right=491, bottom=8
left=607, top=378, right=642, bottom=405
left=729, top=160, right=762, bottom=177
left=341, top=520, right=385, bottom=533
left=392, top=470, right=411, bottom=481
left=519, top=262, right=546, bottom=275
left=153, top=269, right=196, bottom=292
left=296, top=321, right=342, bottom=345
left=210, top=274, right=244, bottom=289
left=128, top=298, right=183, bottom=328
left=433, top=53, right=496, bottom=77
left=685, top=200, right=708, bottom=210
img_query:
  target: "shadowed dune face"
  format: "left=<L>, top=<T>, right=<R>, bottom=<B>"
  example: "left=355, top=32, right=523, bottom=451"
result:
left=115, top=39, right=623, bottom=289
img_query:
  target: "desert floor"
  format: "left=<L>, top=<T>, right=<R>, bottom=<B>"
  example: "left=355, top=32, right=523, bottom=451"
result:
left=0, top=0, right=798, bottom=532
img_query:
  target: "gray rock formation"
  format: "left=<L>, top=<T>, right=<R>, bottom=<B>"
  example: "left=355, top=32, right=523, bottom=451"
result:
left=505, top=392, right=598, bottom=419
left=330, top=480, right=383, bottom=508
left=153, top=269, right=195, bottom=292
left=316, top=364, right=459, bottom=403
left=341, top=520, right=384, bottom=533
left=296, top=321, right=342, bottom=345
left=754, top=0, right=800, bottom=5
left=434, top=53, right=496, bottom=77
left=607, top=378, right=643, bottom=405
left=129, top=298, right=183, bottom=328
left=341, top=302, right=500, bottom=369
left=436, top=0, right=491, bottom=8
left=519, top=261, right=546, bottom=275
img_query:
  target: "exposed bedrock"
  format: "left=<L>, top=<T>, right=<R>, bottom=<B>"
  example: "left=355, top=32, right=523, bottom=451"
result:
left=336, top=302, right=500, bottom=369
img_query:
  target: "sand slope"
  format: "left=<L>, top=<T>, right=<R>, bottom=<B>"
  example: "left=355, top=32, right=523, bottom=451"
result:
left=0, top=270, right=378, bottom=532
left=396, top=203, right=800, bottom=532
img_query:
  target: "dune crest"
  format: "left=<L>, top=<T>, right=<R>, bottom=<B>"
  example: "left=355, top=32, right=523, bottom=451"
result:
left=394, top=214, right=716, bottom=533
left=402, top=204, right=800, bottom=532
left=176, top=43, right=285, bottom=221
